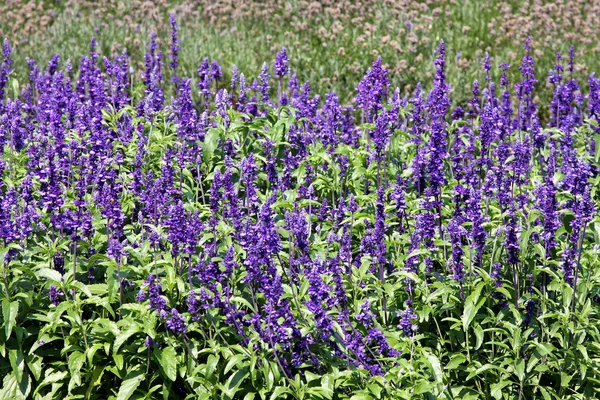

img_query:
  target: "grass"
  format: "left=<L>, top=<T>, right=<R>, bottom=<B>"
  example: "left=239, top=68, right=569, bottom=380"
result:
left=0, top=1, right=597, bottom=112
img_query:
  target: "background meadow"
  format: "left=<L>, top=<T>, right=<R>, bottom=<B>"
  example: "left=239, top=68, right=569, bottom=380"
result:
left=3, top=0, right=600, bottom=107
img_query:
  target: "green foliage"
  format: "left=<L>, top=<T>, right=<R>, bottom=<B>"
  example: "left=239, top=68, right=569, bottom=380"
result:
left=1, top=103, right=600, bottom=399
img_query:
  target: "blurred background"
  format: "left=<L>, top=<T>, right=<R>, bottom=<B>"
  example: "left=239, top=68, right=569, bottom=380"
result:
left=1, top=0, right=598, bottom=108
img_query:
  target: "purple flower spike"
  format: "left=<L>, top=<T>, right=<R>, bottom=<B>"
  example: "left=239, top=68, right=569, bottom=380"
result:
left=49, top=285, right=64, bottom=306
left=274, top=47, right=289, bottom=78
left=169, top=13, right=180, bottom=84
left=166, top=309, right=187, bottom=335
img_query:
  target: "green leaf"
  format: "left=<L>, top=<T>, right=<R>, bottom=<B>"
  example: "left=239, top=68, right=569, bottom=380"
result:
left=426, top=352, right=443, bottom=384
left=462, top=297, right=485, bottom=333
left=11, top=79, right=19, bottom=99
left=560, top=372, right=572, bottom=388
left=114, top=326, right=142, bottom=354
left=511, top=326, right=522, bottom=353
left=41, top=370, right=68, bottom=386
left=85, top=366, right=105, bottom=399
left=117, top=368, right=145, bottom=400
left=349, top=394, right=374, bottom=400
left=466, top=364, right=498, bottom=381
left=304, top=371, right=321, bottom=383
left=526, top=351, right=542, bottom=374
left=539, top=387, right=552, bottom=400
left=462, top=282, right=485, bottom=333
left=405, top=248, right=432, bottom=260
left=9, top=350, right=24, bottom=382
left=155, top=347, right=178, bottom=382
left=269, top=386, right=293, bottom=400
left=68, top=351, right=86, bottom=392
left=491, top=381, right=511, bottom=400
left=2, top=300, right=18, bottom=339
left=577, top=344, right=589, bottom=361
left=67, top=354, right=87, bottom=377
left=367, top=383, right=382, bottom=398
left=36, top=268, right=63, bottom=282
left=113, top=353, right=124, bottom=371
left=223, top=366, right=249, bottom=398
left=18, top=373, right=30, bottom=400
left=203, top=128, right=221, bottom=164
left=26, top=355, right=42, bottom=381
left=206, top=354, right=219, bottom=382
left=85, top=343, right=104, bottom=365
left=320, top=375, right=334, bottom=399
left=0, top=373, right=29, bottom=400
left=534, top=342, right=555, bottom=357
left=446, top=354, right=466, bottom=370
left=88, top=284, right=109, bottom=295
left=412, top=379, right=432, bottom=395
left=224, top=354, right=246, bottom=375
left=474, top=324, right=484, bottom=350
left=71, top=281, right=92, bottom=298
left=514, top=358, right=525, bottom=382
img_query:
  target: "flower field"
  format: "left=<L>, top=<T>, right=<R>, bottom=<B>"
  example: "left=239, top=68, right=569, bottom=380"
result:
left=1, top=6, right=600, bottom=400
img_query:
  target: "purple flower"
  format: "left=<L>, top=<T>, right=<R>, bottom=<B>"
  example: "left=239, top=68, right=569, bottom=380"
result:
left=356, top=300, right=376, bottom=327
left=169, top=13, right=180, bottom=84
left=426, top=41, right=450, bottom=191
left=536, top=178, right=561, bottom=252
left=467, top=188, right=487, bottom=265
left=317, top=92, right=343, bottom=150
left=0, top=39, right=13, bottom=102
left=371, top=108, right=393, bottom=160
left=366, top=328, right=401, bottom=357
left=523, top=299, right=536, bottom=327
left=491, top=263, right=503, bottom=287
left=166, top=309, right=187, bottom=335
left=136, top=289, right=146, bottom=302
left=505, top=210, right=520, bottom=266
left=140, top=32, right=164, bottom=114
left=397, top=305, right=418, bottom=337
left=49, top=285, right=64, bottom=305
left=257, top=62, right=271, bottom=103
left=355, top=57, right=389, bottom=121
left=516, top=37, right=537, bottom=104
left=305, top=259, right=335, bottom=339
left=448, top=218, right=466, bottom=281
left=548, top=52, right=563, bottom=86
left=53, top=253, right=65, bottom=275
left=142, top=274, right=167, bottom=314
left=285, top=208, right=309, bottom=255
left=427, top=40, right=451, bottom=121
left=187, top=290, right=200, bottom=320
left=211, top=60, right=222, bottom=82
left=105, top=50, right=130, bottom=109
left=274, top=47, right=289, bottom=77
left=515, top=37, right=538, bottom=130
left=197, top=58, right=212, bottom=98
left=231, top=65, right=239, bottom=91
left=589, top=72, right=600, bottom=132
left=174, top=78, right=199, bottom=143
left=571, top=187, right=595, bottom=233
left=467, top=80, right=480, bottom=119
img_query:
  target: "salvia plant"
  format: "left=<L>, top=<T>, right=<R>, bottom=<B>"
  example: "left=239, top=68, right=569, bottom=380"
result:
left=1, top=14, right=600, bottom=400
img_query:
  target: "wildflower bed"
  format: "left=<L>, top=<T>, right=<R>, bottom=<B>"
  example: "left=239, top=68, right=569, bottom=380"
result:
left=1, top=17, right=600, bottom=400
